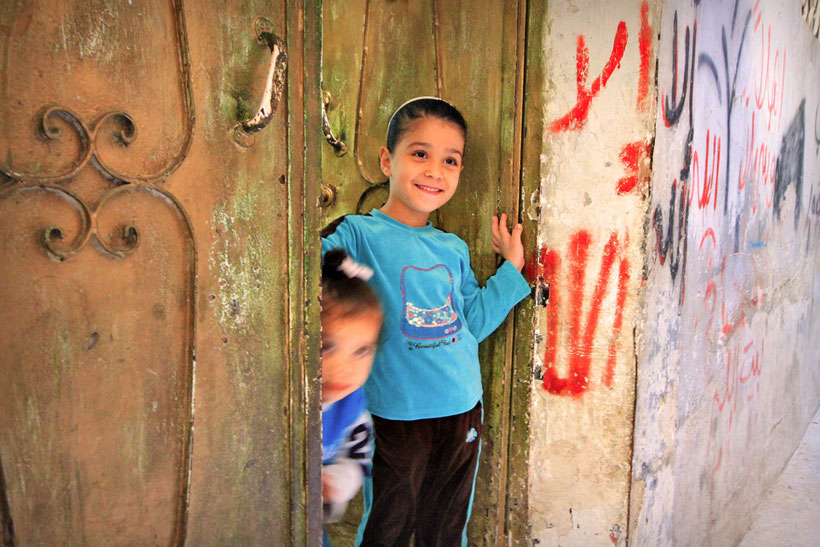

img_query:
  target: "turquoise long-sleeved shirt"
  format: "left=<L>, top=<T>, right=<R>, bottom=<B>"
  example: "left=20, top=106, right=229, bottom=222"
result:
left=322, top=209, right=530, bottom=420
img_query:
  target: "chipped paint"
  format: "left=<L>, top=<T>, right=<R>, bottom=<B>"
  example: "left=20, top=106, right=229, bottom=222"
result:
left=208, top=179, right=276, bottom=337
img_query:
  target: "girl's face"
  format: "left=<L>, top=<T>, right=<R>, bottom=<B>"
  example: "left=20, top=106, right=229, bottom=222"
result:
left=378, top=117, right=465, bottom=227
left=321, top=309, right=382, bottom=404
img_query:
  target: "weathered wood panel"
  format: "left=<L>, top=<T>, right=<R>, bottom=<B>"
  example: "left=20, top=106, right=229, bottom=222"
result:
left=0, top=0, right=320, bottom=543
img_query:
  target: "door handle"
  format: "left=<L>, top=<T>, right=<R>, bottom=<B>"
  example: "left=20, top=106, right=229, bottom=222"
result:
left=232, top=17, right=287, bottom=145
left=322, top=90, right=347, bottom=156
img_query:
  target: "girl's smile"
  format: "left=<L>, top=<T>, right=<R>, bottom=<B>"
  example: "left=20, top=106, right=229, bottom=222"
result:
left=378, top=117, right=465, bottom=227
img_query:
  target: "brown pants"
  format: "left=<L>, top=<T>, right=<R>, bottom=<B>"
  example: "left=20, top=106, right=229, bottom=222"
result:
left=358, top=402, right=482, bottom=547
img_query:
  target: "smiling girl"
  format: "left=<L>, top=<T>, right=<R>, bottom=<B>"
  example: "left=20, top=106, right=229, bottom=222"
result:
left=321, top=97, right=529, bottom=545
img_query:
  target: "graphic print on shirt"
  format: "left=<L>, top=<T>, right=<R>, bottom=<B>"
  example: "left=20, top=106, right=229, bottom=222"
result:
left=400, top=264, right=463, bottom=340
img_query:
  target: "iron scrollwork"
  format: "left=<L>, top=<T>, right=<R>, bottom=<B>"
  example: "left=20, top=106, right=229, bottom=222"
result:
left=0, top=2, right=199, bottom=543
left=0, top=0, right=197, bottom=261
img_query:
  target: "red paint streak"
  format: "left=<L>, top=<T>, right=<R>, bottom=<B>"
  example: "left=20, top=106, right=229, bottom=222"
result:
left=616, top=140, right=651, bottom=194
left=738, top=112, right=755, bottom=195
left=637, top=0, right=652, bottom=111
left=754, top=27, right=770, bottom=111
left=690, top=130, right=721, bottom=210
left=542, top=231, right=631, bottom=396
left=740, top=340, right=763, bottom=383
left=549, top=22, right=629, bottom=132
left=737, top=110, right=778, bottom=214
left=699, top=228, right=717, bottom=250
left=752, top=6, right=788, bottom=131
left=770, top=48, right=785, bottom=132
left=523, top=247, right=549, bottom=283
left=541, top=247, right=562, bottom=380
left=709, top=338, right=765, bottom=476
left=604, top=251, right=630, bottom=387
left=610, top=532, right=618, bottom=543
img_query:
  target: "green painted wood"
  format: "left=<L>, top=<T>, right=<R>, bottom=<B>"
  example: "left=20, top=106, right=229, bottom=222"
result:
left=506, top=0, right=548, bottom=543
left=288, top=0, right=325, bottom=544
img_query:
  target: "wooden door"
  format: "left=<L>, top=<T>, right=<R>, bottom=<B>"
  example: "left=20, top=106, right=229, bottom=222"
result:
left=320, top=1, right=533, bottom=543
left=0, top=1, right=322, bottom=544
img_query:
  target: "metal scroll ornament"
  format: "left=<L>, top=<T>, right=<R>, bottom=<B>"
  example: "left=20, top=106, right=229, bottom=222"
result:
left=0, top=4, right=198, bottom=542
left=0, top=0, right=197, bottom=260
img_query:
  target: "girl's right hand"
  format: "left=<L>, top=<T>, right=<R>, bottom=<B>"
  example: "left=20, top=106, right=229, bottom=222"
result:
left=492, top=213, right=525, bottom=271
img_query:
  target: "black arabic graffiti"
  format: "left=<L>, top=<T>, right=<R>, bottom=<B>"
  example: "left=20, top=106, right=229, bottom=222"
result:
left=653, top=10, right=696, bottom=305
left=698, top=0, right=752, bottom=215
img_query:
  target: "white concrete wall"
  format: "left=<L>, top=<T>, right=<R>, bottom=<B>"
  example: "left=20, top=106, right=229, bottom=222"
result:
left=527, top=1, right=658, bottom=544
left=631, top=0, right=820, bottom=544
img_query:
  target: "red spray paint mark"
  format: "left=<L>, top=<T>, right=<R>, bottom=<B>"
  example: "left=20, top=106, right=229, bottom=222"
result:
left=637, top=0, right=652, bottom=111
left=549, top=22, right=629, bottom=132
left=523, top=246, right=550, bottom=283
left=690, top=129, right=722, bottom=210
left=708, top=338, right=765, bottom=476
left=752, top=1, right=787, bottom=132
left=542, top=231, right=631, bottom=396
left=616, top=140, right=651, bottom=194
left=604, top=252, right=630, bottom=387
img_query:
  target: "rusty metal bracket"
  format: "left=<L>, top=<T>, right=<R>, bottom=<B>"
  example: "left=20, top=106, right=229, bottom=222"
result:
left=321, top=90, right=347, bottom=156
left=232, top=17, right=287, bottom=146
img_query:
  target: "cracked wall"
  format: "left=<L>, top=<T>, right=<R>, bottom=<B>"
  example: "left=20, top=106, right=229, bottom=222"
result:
left=632, top=0, right=820, bottom=545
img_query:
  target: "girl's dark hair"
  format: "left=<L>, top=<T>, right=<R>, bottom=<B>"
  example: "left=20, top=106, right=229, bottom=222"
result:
left=321, top=249, right=382, bottom=319
left=385, top=97, right=467, bottom=153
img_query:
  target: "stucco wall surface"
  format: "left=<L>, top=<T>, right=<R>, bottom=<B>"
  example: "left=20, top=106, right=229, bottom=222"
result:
left=527, top=1, right=658, bottom=544
left=630, top=0, right=820, bottom=545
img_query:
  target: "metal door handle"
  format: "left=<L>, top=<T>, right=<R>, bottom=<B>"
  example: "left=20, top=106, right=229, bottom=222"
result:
left=322, top=90, right=347, bottom=156
left=233, top=17, right=287, bottom=144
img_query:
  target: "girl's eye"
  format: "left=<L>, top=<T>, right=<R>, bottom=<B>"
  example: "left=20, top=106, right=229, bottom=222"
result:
left=412, top=150, right=427, bottom=159
left=321, top=341, right=336, bottom=355
left=353, top=346, right=374, bottom=358
left=445, top=157, right=459, bottom=166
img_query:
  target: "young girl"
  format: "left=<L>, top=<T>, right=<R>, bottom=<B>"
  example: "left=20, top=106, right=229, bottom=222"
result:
left=321, top=249, right=383, bottom=546
left=321, top=97, right=528, bottom=546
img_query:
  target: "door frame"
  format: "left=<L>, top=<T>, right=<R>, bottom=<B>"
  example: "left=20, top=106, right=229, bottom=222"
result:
left=286, top=0, right=324, bottom=544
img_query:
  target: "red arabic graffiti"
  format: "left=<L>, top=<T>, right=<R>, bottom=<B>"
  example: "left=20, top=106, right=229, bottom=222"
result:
left=689, top=129, right=722, bottom=210
left=616, top=140, right=652, bottom=194
left=752, top=1, right=787, bottom=132
left=737, top=111, right=778, bottom=214
left=549, top=22, right=629, bottom=132
left=708, top=338, right=764, bottom=476
left=539, top=230, right=631, bottom=396
left=637, top=0, right=653, bottom=111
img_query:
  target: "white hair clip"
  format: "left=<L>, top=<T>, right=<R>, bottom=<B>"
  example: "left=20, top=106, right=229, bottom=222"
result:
left=387, top=96, right=453, bottom=138
left=339, top=257, right=374, bottom=281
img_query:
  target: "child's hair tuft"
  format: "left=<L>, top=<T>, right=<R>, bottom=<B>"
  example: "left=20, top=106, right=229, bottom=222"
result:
left=322, top=249, right=382, bottom=319
left=386, top=97, right=467, bottom=153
